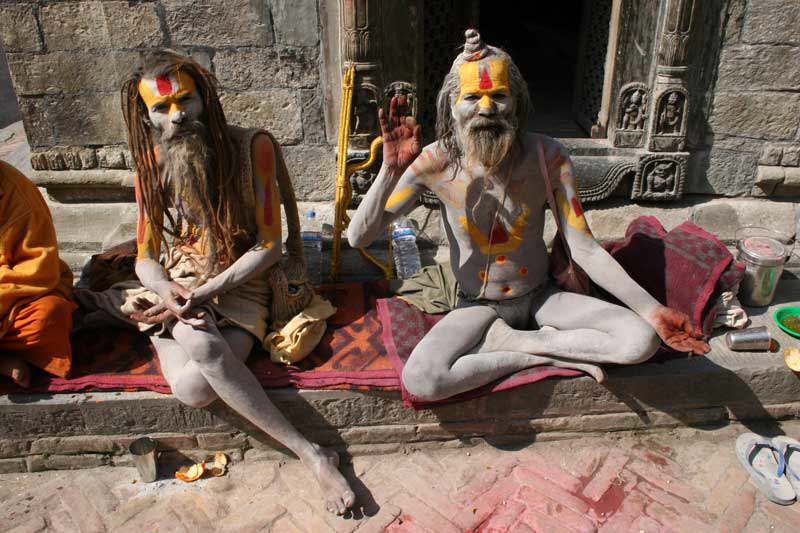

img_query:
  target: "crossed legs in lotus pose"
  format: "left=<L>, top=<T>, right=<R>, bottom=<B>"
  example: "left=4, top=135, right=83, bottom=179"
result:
left=401, top=288, right=661, bottom=401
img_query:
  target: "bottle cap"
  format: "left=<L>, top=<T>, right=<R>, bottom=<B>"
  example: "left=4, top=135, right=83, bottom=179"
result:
left=306, top=210, right=316, bottom=218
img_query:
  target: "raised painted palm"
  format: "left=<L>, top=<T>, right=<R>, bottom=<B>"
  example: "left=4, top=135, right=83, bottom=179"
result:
left=380, top=96, right=422, bottom=174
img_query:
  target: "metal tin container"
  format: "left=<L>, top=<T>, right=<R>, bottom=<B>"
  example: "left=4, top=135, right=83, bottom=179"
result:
left=129, top=437, right=158, bottom=482
left=724, top=326, right=772, bottom=351
left=737, top=236, right=787, bottom=307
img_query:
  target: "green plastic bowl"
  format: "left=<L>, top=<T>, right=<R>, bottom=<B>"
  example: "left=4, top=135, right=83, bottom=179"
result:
left=774, top=307, right=800, bottom=338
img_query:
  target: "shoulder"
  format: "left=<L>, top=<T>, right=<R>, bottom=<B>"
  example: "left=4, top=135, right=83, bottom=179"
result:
left=523, top=133, right=569, bottom=164
left=411, top=141, right=451, bottom=177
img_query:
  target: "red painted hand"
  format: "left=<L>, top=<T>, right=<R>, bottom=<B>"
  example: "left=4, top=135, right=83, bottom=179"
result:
left=379, top=96, right=422, bottom=174
left=646, top=305, right=710, bottom=355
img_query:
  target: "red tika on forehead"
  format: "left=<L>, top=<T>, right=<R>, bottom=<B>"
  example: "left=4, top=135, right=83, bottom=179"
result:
left=155, top=75, right=174, bottom=96
left=479, top=65, right=493, bottom=90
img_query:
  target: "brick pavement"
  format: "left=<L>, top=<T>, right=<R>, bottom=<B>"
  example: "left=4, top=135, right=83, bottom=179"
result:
left=3, top=422, right=800, bottom=532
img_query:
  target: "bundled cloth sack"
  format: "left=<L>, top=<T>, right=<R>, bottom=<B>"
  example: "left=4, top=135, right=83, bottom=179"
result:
left=264, top=294, right=336, bottom=364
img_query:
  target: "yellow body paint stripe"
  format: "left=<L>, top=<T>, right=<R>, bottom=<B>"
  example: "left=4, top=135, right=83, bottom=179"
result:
left=556, top=189, right=591, bottom=235
left=458, top=205, right=531, bottom=256
left=386, top=186, right=415, bottom=210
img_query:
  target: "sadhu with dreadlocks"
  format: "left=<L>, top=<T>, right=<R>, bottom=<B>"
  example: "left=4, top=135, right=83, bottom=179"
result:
left=77, top=50, right=355, bottom=514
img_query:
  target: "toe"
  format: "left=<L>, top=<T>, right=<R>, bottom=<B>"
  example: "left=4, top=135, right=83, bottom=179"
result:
left=335, top=498, right=346, bottom=515
left=343, top=490, right=356, bottom=509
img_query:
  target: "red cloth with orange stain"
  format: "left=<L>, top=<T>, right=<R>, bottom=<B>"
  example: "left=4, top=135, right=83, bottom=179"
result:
left=0, top=161, right=75, bottom=377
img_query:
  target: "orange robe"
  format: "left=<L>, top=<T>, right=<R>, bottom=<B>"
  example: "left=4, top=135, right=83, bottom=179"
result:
left=0, top=161, right=75, bottom=377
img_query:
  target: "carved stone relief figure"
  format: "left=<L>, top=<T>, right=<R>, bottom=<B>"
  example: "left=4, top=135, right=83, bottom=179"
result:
left=657, top=91, right=683, bottom=135
left=352, top=83, right=379, bottom=135
left=633, top=154, right=686, bottom=200
left=650, top=88, right=688, bottom=152
left=614, top=83, right=648, bottom=148
left=621, top=89, right=647, bottom=131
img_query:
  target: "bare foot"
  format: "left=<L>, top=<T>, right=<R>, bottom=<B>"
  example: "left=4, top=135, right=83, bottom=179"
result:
left=0, top=357, right=32, bottom=388
left=303, top=445, right=356, bottom=515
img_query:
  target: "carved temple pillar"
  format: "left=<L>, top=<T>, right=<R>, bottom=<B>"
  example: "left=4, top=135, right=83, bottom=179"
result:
left=339, top=0, right=382, bottom=151
left=628, top=0, right=695, bottom=200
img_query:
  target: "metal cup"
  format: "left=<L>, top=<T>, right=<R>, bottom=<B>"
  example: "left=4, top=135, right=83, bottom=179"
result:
left=128, top=437, right=158, bottom=482
left=724, top=326, right=772, bottom=351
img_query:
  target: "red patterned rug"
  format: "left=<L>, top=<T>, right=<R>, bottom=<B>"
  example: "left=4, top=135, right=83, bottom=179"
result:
left=0, top=281, right=399, bottom=395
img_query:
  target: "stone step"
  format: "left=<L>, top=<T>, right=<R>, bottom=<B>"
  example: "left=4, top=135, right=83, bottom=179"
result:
left=2, top=280, right=800, bottom=473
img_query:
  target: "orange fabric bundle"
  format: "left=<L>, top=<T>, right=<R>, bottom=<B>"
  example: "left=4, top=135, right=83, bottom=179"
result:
left=0, top=161, right=74, bottom=377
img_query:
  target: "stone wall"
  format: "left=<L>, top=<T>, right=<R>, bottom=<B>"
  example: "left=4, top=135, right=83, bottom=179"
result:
left=705, top=0, right=800, bottom=197
left=0, top=47, right=20, bottom=128
left=0, top=0, right=333, bottom=200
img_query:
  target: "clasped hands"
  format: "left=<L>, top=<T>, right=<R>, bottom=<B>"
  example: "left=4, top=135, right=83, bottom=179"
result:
left=128, top=281, right=209, bottom=330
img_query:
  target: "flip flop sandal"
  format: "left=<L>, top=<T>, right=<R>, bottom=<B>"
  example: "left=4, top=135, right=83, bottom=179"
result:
left=772, top=436, right=800, bottom=496
left=735, top=433, right=796, bottom=505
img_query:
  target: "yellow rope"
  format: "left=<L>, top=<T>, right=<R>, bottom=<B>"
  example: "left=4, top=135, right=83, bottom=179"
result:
left=330, top=67, right=393, bottom=280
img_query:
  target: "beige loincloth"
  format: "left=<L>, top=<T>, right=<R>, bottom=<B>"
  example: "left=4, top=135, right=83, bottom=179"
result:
left=75, top=245, right=270, bottom=340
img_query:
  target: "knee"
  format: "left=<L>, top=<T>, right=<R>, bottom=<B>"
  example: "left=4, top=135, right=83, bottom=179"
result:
left=401, top=358, right=448, bottom=402
left=613, top=316, right=660, bottom=365
left=171, top=372, right=217, bottom=408
left=182, top=338, right=227, bottom=368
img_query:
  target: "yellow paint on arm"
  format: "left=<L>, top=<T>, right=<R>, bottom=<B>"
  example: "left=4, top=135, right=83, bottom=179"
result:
left=385, top=186, right=415, bottom=211
left=556, top=189, right=592, bottom=236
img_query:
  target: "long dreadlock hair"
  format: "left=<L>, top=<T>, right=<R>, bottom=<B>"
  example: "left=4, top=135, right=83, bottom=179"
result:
left=121, top=50, right=247, bottom=273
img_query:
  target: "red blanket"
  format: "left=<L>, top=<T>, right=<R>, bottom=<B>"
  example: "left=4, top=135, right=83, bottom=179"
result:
left=603, top=216, right=744, bottom=336
left=0, top=282, right=400, bottom=395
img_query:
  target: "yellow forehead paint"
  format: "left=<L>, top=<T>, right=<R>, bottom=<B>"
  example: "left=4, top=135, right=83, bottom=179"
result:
left=458, top=59, right=511, bottom=108
left=138, top=70, right=197, bottom=111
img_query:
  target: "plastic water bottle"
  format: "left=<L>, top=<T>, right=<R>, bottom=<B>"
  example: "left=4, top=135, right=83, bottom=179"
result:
left=301, top=210, right=323, bottom=285
left=391, top=217, right=421, bottom=279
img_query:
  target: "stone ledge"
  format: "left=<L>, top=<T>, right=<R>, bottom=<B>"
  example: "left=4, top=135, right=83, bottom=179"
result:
left=2, top=280, right=800, bottom=473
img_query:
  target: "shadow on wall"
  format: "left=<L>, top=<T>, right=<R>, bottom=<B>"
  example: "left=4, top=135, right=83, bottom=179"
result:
left=0, top=47, right=21, bottom=129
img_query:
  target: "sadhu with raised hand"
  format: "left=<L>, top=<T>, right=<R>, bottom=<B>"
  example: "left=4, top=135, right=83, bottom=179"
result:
left=348, top=30, right=708, bottom=402
left=0, top=161, right=76, bottom=388
left=76, top=50, right=355, bottom=514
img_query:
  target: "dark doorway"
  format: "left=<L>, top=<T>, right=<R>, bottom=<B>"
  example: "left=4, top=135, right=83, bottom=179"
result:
left=478, top=0, right=599, bottom=138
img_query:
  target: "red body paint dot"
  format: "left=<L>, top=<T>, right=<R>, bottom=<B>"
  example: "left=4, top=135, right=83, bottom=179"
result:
left=520, top=266, right=529, bottom=275
left=155, top=75, right=173, bottom=96
left=495, top=255, right=506, bottom=264
left=479, top=66, right=493, bottom=90
left=571, top=197, right=584, bottom=218
left=501, top=285, right=512, bottom=294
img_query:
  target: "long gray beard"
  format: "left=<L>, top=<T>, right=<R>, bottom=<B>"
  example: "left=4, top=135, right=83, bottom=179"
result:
left=460, top=116, right=517, bottom=174
left=159, top=127, right=212, bottom=232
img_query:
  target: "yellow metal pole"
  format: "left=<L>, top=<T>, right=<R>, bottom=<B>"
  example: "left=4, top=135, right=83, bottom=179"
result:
left=330, top=66, right=394, bottom=280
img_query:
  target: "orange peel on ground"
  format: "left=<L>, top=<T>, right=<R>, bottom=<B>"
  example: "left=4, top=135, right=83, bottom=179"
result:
left=175, top=463, right=205, bottom=482
left=174, top=452, right=230, bottom=482
left=210, top=452, right=228, bottom=477
left=784, top=347, right=800, bottom=371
